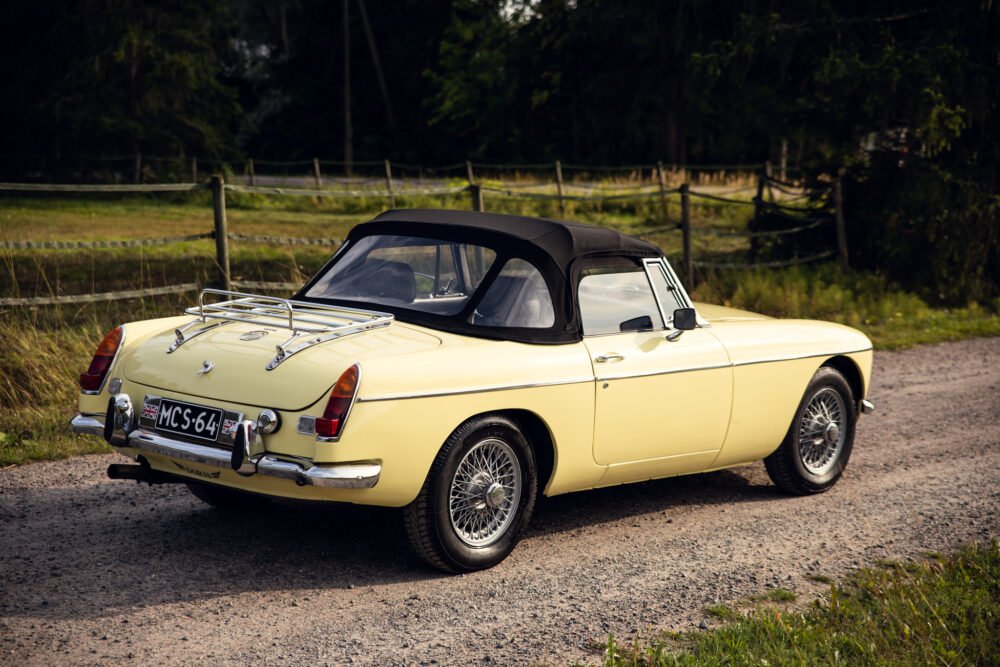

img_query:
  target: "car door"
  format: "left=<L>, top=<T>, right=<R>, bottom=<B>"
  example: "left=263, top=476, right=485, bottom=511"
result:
left=580, top=259, right=733, bottom=478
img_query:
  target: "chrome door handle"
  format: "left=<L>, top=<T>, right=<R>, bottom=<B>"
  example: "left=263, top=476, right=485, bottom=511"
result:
left=595, top=353, right=624, bottom=363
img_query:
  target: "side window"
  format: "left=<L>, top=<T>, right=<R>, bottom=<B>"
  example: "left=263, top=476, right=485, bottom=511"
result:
left=578, top=268, right=665, bottom=335
left=470, top=259, right=555, bottom=328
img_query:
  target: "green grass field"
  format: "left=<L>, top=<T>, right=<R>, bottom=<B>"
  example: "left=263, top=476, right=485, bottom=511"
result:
left=1, top=193, right=998, bottom=466
left=598, top=542, right=999, bottom=666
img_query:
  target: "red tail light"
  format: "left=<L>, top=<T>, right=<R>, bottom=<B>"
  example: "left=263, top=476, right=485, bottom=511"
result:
left=315, top=365, right=360, bottom=439
left=80, top=327, right=124, bottom=392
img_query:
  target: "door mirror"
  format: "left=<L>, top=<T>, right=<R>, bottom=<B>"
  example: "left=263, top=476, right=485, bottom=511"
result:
left=672, top=308, right=697, bottom=331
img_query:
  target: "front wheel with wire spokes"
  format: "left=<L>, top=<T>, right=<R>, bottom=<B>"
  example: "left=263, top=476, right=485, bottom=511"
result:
left=404, top=414, right=537, bottom=573
left=765, top=366, right=857, bottom=495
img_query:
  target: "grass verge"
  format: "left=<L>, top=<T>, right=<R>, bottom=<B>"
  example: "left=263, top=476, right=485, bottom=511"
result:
left=599, top=542, right=999, bottom=666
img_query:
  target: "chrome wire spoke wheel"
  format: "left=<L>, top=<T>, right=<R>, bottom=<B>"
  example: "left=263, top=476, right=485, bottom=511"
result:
left=448, top=438, right=522, bottom=547
left=797, top=387, right=846, bottom=476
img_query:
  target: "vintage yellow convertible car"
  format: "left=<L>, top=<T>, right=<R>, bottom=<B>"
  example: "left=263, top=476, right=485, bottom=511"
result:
left=72, top=209, right=874, bottom=572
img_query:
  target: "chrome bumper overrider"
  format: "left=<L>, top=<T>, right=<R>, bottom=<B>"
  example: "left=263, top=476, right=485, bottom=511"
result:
left=860, top=399, right=875, bottom=415
left=70, top=412, right=380, bottom=489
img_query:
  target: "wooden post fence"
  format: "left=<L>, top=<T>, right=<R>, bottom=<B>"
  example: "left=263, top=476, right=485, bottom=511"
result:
left=750, top=166, right=766, bottom=262
left=133, top=152, right=142, bottom=184
left=780, top=139, right=788, bottom=182
left=656, top=160, right=669, bottom=222
left=191, top=157, right=198, bottom=184
left=466, top=160, right=475, bottom=185
left=555, top=160, right=565, bottom=216
left=210, top=175, right=232, bottom=291
left=679, top=183, right=693, bottom=288
left=313, top=158, right=324, bottom=203
left=247, top=158, right=256, bottom=187
left=834, top=174, right=849, bottom=272
left=469, top=184, right=484, bottom=212
left=384, top=159, right=395, bottom=208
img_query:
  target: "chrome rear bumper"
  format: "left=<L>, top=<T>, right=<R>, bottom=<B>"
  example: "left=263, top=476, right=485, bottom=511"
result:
left=70, top=412, right=380, bottom=489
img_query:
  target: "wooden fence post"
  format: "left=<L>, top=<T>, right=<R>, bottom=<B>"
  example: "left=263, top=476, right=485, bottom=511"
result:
left=211, top=175, right=232, bottom=291
left=680, top=183, right=693, bottom=288
left=555, top=160, right=565, bottom=216
left=834, top=174, right=849, bottom=272
left=384, top=159, right=395, bottom=208
left=312, top=157, right=324, bottom=203
left=466, top=160, right=475, bottom=185
left=247, top=158, right=256, bottom=187
left=191, top=157, right=198, bottom=183
left=312, top=158, right=324, bottom=188
left=470, top=183, right=484, bottom=212
left=780, top=139, right=788, bottom=182
left=750, top=166, right=766, bottom=262
left=133, top=152, right=142, bottom=184
left=656, top=160, right=669, bottom=222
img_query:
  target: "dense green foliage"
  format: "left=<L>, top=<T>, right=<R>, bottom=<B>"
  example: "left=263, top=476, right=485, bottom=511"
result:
left=1, top=1, right=997, bottom=300
left=600, top=542, right=1000, bottom=666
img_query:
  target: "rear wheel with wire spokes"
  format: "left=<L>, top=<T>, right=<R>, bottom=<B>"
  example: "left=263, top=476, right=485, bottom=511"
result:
left=765, top=366, right=857, bottom=495
left=404, top=414, right=537, bottom=572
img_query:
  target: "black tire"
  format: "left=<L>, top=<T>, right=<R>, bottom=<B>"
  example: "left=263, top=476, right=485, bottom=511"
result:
left=765, top=366, right=856, bottom=495
left=185, top=481, right=272, bottom=511
left=404, top=413, right=538, bottom=573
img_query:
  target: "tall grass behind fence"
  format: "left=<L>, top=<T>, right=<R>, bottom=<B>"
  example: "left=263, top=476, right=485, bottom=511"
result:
left=0, top=163, right=843, bottom=309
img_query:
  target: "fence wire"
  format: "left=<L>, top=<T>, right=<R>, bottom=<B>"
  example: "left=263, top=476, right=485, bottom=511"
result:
left=0, top=283, right=199, bottom=306
left=1, top=232, right=214, bottom=250
left=693, top=250, right=835, bottom=270
left=228, top=233, right=340, bottom=247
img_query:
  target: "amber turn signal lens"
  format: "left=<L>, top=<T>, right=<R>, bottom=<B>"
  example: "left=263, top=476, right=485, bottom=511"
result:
left=315, top=364, right=360, bottom=438
left=80, top=327, right=123, bottom=392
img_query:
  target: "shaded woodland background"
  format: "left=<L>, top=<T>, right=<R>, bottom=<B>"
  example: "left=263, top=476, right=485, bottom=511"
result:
left=1, top=0, right=997, bottom=301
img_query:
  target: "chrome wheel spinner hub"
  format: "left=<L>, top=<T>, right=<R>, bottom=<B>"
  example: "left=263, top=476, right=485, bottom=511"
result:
left=448, top=439, right=521, bottom=547
left=799, top=387, right=846, bottom=476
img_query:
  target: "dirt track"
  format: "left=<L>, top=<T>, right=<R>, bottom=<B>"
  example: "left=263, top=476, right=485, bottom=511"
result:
left=2, top=337, right=998, bottom=666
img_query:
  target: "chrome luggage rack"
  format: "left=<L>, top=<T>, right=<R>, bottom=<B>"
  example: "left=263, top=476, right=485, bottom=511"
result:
left=167, top=289, right=394, bottom=370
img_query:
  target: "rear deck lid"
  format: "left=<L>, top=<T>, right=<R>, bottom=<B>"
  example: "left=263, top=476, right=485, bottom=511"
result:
left=124, top=319, right=441, bottom=410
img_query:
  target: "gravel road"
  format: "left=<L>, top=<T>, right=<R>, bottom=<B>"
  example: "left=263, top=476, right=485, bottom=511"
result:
left=2, top=337, right=998, bottom=666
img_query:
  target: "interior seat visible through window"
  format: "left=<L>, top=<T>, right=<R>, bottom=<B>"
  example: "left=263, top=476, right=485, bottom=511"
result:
left=471, top=259, right=555, bottom=328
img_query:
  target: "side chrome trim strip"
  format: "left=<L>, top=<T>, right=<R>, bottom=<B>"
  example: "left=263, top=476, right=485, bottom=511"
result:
left=358, top=348, right=873, bottom=402
left=358, top=377, right=594, bottom=403
left=731, top=347, right=873, bottom=368
left=596, top=362, right=731, bottom=382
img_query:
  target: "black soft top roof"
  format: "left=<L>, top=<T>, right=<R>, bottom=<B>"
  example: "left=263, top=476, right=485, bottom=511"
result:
left=360, top=209, right=661, bottom=267
left=297, top=209, right=664, bottom=344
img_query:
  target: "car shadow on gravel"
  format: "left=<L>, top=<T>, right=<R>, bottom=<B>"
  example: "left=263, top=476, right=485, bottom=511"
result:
left=530, top=465, right=779, bottom=537
left=0, top=464, right=785, bottom=620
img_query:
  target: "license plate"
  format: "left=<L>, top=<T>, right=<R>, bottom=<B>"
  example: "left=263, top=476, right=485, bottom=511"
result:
left=154, top=398, right=224, bottom=442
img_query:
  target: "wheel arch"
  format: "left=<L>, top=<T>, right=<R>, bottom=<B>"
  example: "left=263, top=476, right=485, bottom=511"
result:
left=459, top=408, right=556, bottom=497
left=821, top=355, right=864, bottom=407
